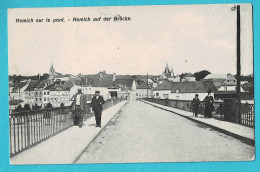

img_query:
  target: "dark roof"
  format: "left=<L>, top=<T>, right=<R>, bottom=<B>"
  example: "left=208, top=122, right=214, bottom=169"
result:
left=37, top=80, right=49, bottom=88
left=137, top=82, right=152, bottom=89
left=13, top=81, right=28, bottom=90
left=51, top=81, right=75, bottom=91
left=24, top=80, right=40, bottom=91
left=153, top=80, right=172, bottom=90
left=9, top=99, right=23, bottom=105
left=212, top=79, right=226, bottom=89
left=171, top=81, right=215, bottom=93
left=80, top=73, right=114, bottom=87
left=113, top=79, right=134, bottom=89
left=44, top=84, right=55, bottom=90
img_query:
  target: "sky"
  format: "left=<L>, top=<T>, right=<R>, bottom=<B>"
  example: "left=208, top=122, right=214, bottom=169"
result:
left=8, top=4, right=253, bottom=76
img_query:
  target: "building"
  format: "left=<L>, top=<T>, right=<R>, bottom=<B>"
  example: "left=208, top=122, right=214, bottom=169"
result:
left=170, top=81, right=215, bottom=101
left=160, top=63, right=174, bottom=79
left=34, top=80, right=49, bottom=107
left=136, top=82, right=153, bottom=98
left=181, top=73, right=196, bottom=82
left=49, top=63, right=63, bottom=80
left=153, top=80, right=172, bottom=99
left=80, top=72, right=117, bottom=101
left=49, top=81, right=78, bottom=107
left=112, top=78, right=137, bottom=99
left=43, top=84, right=54, bottom=107
left=9, top=81, right=29, bottom=100
left=23, top=80, right=41, bottom=107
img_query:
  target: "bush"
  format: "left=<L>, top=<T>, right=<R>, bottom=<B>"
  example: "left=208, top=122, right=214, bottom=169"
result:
left=32, top=103, right=41, bottom=110
left=45, top=102, right=53, bottom=109
left=23, top=104, right=31, bottom=111
left=60, top=103, right=65, bottom=107
left=14, top=104, right=23, bottom=112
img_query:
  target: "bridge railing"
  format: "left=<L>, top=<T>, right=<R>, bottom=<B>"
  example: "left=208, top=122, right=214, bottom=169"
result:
left=143, top=98, right=254, bottom=128
left=9, top=98, right=124, bottom=157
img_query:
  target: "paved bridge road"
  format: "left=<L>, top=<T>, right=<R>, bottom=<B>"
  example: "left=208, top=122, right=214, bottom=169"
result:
left=76, top=100, right=254, bottom=163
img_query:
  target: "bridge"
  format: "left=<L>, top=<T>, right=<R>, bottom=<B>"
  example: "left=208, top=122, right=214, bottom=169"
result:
left=10, top=98, right=254, bottom=164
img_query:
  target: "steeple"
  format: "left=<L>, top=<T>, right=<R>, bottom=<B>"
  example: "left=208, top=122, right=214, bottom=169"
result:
left=171, top=68, right=174, bottom=77
left=49, top=62, right=56, bottom=80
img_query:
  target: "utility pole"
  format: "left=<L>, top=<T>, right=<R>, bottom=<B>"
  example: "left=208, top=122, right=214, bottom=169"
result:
left=236, top=5, right=241, bottom=102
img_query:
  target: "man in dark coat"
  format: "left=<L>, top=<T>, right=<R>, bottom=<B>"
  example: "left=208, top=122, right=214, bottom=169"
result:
left=203, top=89, right=214, bottom=118
left=71, top=88, right=87, bottom=128
left=192, top=94, right=200, bottom=117
left=90, top=91, right=105, bottom=127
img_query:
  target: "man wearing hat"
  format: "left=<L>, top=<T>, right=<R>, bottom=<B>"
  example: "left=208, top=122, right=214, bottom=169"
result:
left=71, top=88, right=87, bottom=128
left=203, top=89, right=214, bottom=118
left=90, top=91, right=105, bottom=127
left=192, top=94, right=200, bottom=117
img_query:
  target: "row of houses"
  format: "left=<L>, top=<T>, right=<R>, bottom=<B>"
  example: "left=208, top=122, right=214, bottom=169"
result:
left=152, top=73, right=254, bottom=103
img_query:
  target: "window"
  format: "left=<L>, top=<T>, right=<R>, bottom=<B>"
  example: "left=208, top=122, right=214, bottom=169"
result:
left=156, top=93, right=159, bottom=96
left=35, top=92, right=38, bottom=95
left=47, top=91, right=49, bottom=95
left=39, top=98, right=42, bottom=101
left=44, top=91, right=46, bottom=95
left=40, top=92, right=42, bottom=95
left=36, top=98, right=38, bottom=101
left=176, top=89, right=179, bottom=93
left=44, top=98, right=46, bottom=101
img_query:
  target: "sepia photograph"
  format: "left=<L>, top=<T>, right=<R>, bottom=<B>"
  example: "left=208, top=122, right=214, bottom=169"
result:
left=8, top=4, right=254, bottom=164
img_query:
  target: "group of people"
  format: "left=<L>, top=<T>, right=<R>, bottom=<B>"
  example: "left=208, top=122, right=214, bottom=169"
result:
left=70, top=89, right=105, bottom=128
left=192, top=89, right=215, bottom=118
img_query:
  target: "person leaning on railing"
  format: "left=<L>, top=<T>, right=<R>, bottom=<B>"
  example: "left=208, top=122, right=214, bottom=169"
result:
left=70, top=88, right=87, bottom=128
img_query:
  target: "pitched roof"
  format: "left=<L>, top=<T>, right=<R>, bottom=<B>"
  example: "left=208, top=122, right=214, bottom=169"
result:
left=80, top=73, right=114, bottom=87
left=137, top=82, right=151, bottom=89
left=113, top=79, right=134, bottom=89
left=211, top=79, right=226, bottom=89
left=204, top=74, right=228, bottom=80
left=44, top=84, right=55, bottom=90
left=9, top=99, right=23, bottom=105
left=153, top=80, right=172, bottom=90
left=37, top=80, right=49, bottom=88
left=171, top=81, right=215, bottom=93
left=51, top=81, right=75, bottom=91
left=13, top=81, right=28, bottom=90
left=24, top=80, right=41, bottom=91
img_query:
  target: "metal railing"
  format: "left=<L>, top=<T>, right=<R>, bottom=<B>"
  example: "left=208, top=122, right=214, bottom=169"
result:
left=9, top=98, right=124, bottom=157
left=144, top=98, right=254, bottom=128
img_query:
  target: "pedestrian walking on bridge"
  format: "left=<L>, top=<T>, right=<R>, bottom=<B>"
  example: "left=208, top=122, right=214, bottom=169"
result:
left=192, top=94, right=200, bottom=117
left=71, top=88, right=87, bottom=128
left=203, top=89, right=214, bottom=118
left=91, top=91, right=105, bottom=127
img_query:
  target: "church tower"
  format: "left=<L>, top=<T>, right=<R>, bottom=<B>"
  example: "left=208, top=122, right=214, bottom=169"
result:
left=49, top=62, right=56, bottom=80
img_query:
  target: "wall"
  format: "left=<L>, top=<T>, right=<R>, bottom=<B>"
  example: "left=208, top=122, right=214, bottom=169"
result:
left=169, top=92, right=209, bottom=101
left=153, top=90, right=171, bottom=99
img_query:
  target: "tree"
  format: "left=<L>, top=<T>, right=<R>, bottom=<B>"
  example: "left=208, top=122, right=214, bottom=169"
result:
left=60, top=103, right=65, bottom=107
left=23, top=104, right=31, bottom=111
left=194, top=70, right=211, bottom=81
left=14, top=104, right=23, bottom=112
left=42, top=73, right=49, bottom=80
left=131, top=75, right=137, bottom=80
left=45, top=102, right=53, bottom=109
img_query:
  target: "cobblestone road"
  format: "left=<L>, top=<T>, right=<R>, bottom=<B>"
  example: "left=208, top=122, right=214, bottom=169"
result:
left=76, top=100, right=255, bottom=163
